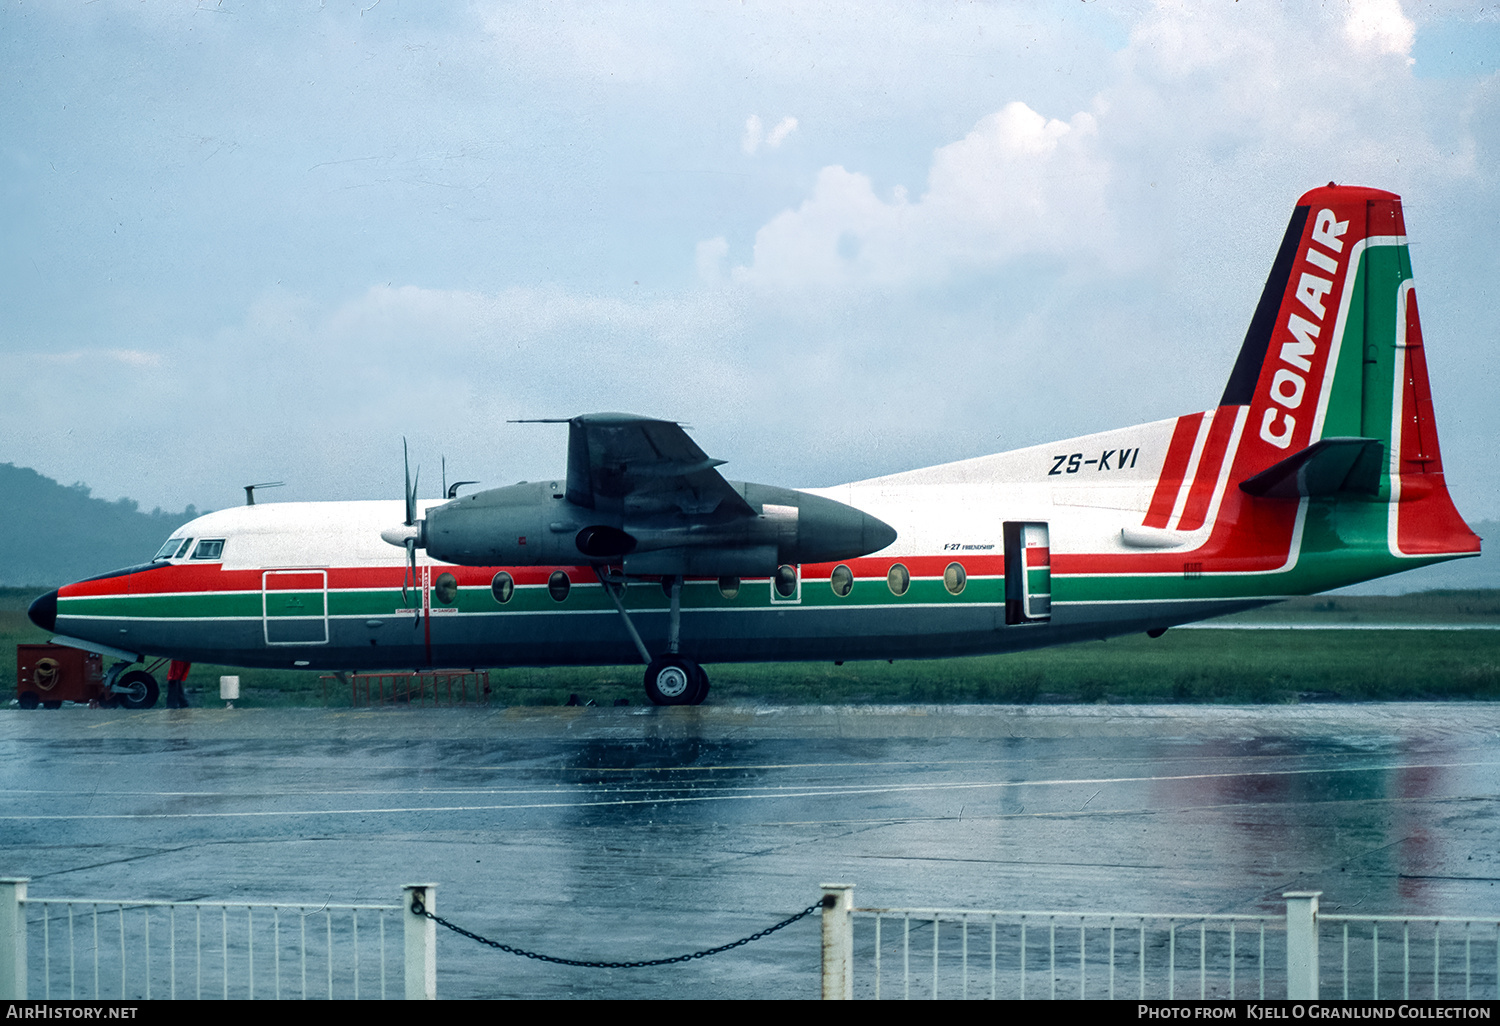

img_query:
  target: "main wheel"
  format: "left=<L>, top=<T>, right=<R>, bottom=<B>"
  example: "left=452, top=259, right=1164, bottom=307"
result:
left=42, top=700, right=62, bottom=710
left=115, top=670, right=159, bottom=710
left=688, top=663, right=710, bottom=706
left=644, top=656, right=698, bottom=706
left=17, top=691, right=39, bottom=710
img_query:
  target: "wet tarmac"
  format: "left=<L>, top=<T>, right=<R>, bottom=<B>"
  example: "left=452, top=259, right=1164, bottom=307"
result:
left=2, top=703, right=1498, bottom=999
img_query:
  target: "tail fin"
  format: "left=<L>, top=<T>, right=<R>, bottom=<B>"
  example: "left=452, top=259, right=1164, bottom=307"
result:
left=1220, top=184, right=1478, bottom=560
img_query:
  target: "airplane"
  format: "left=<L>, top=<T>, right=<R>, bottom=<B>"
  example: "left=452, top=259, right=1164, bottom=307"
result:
left=24, top=184, right=1481, bottom=708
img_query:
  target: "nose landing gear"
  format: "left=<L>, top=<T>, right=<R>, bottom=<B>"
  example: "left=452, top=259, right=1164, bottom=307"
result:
left=114, top=670, right=160, bottom=710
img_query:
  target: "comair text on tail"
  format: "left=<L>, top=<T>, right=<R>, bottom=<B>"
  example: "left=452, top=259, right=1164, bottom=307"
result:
left=27, top=182, right=1482, bottom=708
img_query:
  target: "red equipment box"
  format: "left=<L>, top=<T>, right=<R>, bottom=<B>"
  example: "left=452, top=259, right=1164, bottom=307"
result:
left=16, top=644, right=104, bottom=709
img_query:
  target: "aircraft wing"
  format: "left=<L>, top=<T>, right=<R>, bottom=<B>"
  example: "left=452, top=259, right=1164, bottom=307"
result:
left=561, top=413, right=757, bottom=519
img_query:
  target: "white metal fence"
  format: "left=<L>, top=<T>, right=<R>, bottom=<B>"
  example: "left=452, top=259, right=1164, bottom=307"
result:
left=1321, top=914, right=1500, bottom=1001
left=820, top=885, right=1500, bottom=1001
left=1, top=878, right=439, bottom=1000
left=8, top=877, right=1497, bottom=1000
left=852, top=908, right=1281, bottom=1000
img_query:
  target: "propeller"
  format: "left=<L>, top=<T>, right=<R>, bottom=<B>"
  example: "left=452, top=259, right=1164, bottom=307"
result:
left=379, top=444, right=475, bottom=625
left=379, top=439, right=425, bottom=626
left=403, top=439, right=420, bottom=614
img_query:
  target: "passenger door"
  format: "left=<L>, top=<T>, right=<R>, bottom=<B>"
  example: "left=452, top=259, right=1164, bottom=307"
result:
left=262, top=570, right=329, bottom=645
left=1003, top=522, right=1051, bottom=625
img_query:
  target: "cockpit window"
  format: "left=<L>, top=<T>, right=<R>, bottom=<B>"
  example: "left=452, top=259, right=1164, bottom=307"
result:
left=191, top=539, right=225, bottom=561
left=175, top=538, right=193, bottom=559
left=154, top=537, right=192, bottom=561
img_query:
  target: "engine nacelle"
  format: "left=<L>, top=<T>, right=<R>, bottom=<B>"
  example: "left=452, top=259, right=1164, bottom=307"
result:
left=419, top=479, right=896, bottom=574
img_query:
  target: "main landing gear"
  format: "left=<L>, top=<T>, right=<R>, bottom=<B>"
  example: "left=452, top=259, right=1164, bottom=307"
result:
left=595, top=568, right=711, bottom=707
left=644, top=655, right=710, bottom=706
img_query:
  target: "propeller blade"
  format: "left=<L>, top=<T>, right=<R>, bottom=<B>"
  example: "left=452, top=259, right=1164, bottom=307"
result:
left=404, top=537, right=422, bottom=627
left=410, top=538, right=422, bottom=627
left=401, top=536, right=413, bottom=606
left=403, top=439, right=417, bottom=527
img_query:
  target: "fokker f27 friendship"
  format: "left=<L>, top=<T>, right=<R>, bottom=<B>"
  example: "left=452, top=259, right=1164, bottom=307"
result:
left=28, top=185, right=1481, bottom=707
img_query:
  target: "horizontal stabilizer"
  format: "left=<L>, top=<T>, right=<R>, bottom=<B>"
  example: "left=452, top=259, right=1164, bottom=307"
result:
left=1238, top=437, right=1383, bottom=500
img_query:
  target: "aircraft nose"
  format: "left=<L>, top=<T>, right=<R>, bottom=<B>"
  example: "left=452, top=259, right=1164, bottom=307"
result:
left=28, top=589, right=58, bottom=633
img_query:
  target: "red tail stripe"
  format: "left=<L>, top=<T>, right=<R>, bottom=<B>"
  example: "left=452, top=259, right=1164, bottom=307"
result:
left=1175, top=408, right=1236, bottom=532
left=1143, top=413, right=1203, bottom=529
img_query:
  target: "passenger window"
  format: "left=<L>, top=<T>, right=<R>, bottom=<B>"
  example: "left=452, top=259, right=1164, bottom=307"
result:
left=491, top=572, right=514, bottom=604
left=830, top=565, right=853, bottom=597
left=548, top=571, right=571, bottom=602
left=887, top=563, right=910, bottom=597
left=718, top=576, right=740, bottom=600
left=191, top=539, right=225, bottom=561
left=944, top=562, right=966, bottom=595
left=774, top=565, right=798, bottom=599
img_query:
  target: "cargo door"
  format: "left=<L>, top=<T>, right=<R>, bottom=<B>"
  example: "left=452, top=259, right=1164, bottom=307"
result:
left=1003, top=522, right=1051, bottom=625
left=263, top=570, right=329, bottom=645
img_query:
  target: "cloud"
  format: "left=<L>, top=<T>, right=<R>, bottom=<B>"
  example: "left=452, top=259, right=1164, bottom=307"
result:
left=730, top=102, right=1112, bottom=293
left=741, top=115, right=763, bottom=155
left=1345, top=0, right=1417, bottom=58
left=5, top=0, right=1497, bottom=517
left=22, top=348, right=162, bottom=368
left=743, top=114, right=798, bottom=155
left=766, top=116, right=798, bottom=148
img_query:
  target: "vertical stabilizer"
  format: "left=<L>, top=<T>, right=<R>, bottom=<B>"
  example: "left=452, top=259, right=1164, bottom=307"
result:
left=1218, top=185, right=1478, bottom=560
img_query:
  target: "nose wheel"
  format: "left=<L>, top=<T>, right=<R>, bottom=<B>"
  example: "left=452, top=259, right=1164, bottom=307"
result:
left=114, top=670, right=160, bottom=710
left=644, top=656, right=709, bottom=706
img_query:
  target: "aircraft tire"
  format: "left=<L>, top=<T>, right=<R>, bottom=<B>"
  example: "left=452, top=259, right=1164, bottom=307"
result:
left=116, top=670, right=160, bottom=710
left=644, top=656, right=697, bottom=706
left=688, top=664, right=710, bottom=706
left=42, top=700, right=62, bottom=710
left=18, top=691, right=39, bottom=710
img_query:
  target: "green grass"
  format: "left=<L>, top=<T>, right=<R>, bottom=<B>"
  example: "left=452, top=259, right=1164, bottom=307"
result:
left=4, top=588, right=1498, bottom=707
left=1217, top=590, right=1500, bottom=624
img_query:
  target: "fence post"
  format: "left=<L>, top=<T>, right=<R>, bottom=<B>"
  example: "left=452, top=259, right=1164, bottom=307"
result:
left=0, top=878, right=27, bottom=1000
left=1284, top=891, right=1320, bottom=999
left=403, top=883, right=438, bottom=1000
left=820, top=883, right=854, bottom=1000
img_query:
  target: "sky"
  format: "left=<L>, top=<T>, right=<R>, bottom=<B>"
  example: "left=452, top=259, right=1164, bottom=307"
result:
left=2, top=0, right=1497, bottom=521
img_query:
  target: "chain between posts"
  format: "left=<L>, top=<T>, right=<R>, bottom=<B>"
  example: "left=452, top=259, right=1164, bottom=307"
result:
left=409, top=893, right=829, bottom=969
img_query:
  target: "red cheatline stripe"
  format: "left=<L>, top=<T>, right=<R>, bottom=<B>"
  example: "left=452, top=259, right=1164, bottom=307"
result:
left=59, top=554, right=1017, bottom=599
left=1142, top=413, right=1203, bottom=529
left=1175, top=408, right=1237, bottom=532
left=1025, top=547, right=1049, bottom=567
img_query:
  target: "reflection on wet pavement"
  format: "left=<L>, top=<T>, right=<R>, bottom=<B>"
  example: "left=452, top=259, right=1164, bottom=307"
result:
left=1, top=704, right=1496, bottom=998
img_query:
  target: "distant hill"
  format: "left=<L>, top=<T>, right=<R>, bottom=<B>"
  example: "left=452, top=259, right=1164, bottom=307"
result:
left=0, top=463, right=203, bottom=588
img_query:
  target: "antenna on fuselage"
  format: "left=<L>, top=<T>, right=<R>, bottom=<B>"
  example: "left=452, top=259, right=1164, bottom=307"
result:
left=244, top=482, right=284, bottom=506
left=441, top=455, right=478, bottom=499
